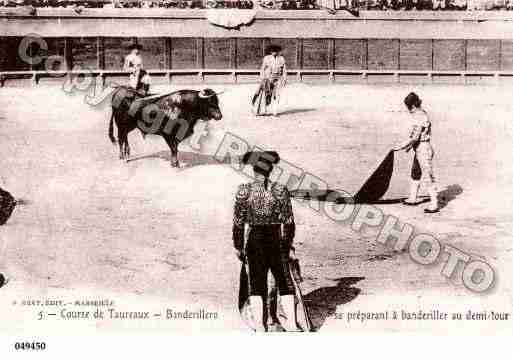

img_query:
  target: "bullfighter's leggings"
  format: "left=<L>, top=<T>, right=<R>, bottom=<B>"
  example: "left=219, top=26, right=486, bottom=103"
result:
left=246, top=225, right=295, bottom=297
left=411, top=141, right=436, bottom=184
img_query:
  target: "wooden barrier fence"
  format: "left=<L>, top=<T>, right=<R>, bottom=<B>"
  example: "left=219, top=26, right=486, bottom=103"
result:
left=3, top=68, right=513, bottom=87
left=4, top=10, right=513, bottom=84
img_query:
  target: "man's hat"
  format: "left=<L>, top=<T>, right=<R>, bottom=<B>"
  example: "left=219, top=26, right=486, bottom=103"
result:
left=128, top=43, right=143, bottom=51
left=242, top=151, right=280, bottom=177
left=265, top=44, right=282, bottom=54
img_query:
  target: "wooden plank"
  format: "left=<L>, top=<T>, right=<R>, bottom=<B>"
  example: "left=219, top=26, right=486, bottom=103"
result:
left=230, top=38, right=237, bottom=69
left=165, top=38, right=172, bottom=69
left=296, top=38, right=303, bottom=69
left=0, top=37, right=8, bottom=72
left=71, top=37, right=98, bottom=70
left=64, top=37, right=73, bottom=70
left=433, top=39, right=465, bottom=71
left=303, top=39, right=329, bottom=70
left=171, top=38, right=197, bottom=70
left=2, top=36, right=512, bottom=75
left=334, top=39, right=367, bottom=70
left=104, top=37, right=133, bottom=70
left=44, top=37, right=66, bottom=71
left=7, top=11, right=513, bottom=39
left=0, top=37, right=31, bottom=71
left=268, top=38, right=298, bottom=68
left=196, top=38, right=204, bottom=69
left=237, top=38, right=262, bottom=70
left=137, top=37, right=166, bottom=69
left=399, top=39, right=432, bottom=70
left=262, top=38, right=270, bottom=58
left=466, top=40, right=500, bottom=71
left=28, top=37, right=66, bottom=71
left=327, top=39, right=335, bottom=70
left=367, top=39, right=399, bottom=70
left=97, top=37, right=105, bottom=70
left=204, top=38, right=231, bottom=69
left=500, top=40, right=513, bottom=70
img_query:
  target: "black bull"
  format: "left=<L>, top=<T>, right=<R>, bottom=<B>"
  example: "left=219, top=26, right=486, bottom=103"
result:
left=108, top=88, right=222, bottom=167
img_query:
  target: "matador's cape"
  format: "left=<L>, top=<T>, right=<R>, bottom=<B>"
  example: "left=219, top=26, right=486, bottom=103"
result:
left=0, top=187, right=16, bottom=225
left=353, top=150, right=395, bottom=203
left=251, top=79, right=275, bottom=116
left=291, top=150, right=395, bottom=204
left=239, top=258, right=313, bottom=332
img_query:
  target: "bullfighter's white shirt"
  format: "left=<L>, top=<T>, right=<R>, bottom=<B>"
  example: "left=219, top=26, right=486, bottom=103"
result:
left=261, top=55, right=286, bottom=79
left=124, top=53, right=144, bottom=73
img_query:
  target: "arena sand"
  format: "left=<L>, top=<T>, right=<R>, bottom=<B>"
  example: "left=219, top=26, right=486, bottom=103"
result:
left=0, top=82, right=512, bottom=333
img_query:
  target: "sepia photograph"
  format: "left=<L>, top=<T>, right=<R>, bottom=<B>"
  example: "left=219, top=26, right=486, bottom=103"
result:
left=0, top=0, right=512, bottom=352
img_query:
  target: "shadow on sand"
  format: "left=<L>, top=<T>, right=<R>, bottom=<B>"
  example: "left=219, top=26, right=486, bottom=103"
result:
left=438, top=184, right=463, bottom=209
left=278, top=108, right=316, bottom=116
left=292, top=185, right=462, bottom=208
left=252, top=108, right=316, bottom=118
left=303, top=276, right=364, bottom=331
left=127, top=150, right=229, bottom=168
left=291, top=189, right=432, bottom=205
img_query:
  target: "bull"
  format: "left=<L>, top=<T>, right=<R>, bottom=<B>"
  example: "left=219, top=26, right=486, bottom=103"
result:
left=108, top=87, right=222, bottom=167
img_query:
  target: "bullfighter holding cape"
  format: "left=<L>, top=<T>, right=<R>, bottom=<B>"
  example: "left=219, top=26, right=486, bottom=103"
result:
left=393, top=92, right=439, bottom=213
left=251, top=45, right=287, bottom=117
left=233, top=151, right=312, bottom=332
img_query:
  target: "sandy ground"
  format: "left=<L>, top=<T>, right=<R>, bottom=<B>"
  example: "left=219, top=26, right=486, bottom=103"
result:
left=0, top=81, right=512, bottom=334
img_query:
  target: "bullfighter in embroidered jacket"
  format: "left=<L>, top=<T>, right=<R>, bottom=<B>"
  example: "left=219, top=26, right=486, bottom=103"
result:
left=232, top=150, right=299, bottom=331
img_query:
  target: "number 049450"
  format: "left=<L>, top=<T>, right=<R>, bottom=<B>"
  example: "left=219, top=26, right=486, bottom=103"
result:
left=14, top=342, right=46, bottom=350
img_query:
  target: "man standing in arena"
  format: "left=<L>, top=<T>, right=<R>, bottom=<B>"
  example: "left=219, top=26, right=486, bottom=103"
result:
left=233, top=151, right=300, bottom=331
left=393, top=92, right=439, bottom=213
left=252, top=44, right=287, bottom=117
left=123, top=43, right=151, bottom=96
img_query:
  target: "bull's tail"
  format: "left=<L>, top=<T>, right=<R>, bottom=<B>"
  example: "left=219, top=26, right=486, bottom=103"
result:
left=108, top=111, right=117, bottom=144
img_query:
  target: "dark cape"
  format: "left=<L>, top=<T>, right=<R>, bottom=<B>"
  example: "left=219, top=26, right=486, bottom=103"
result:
left=238, top=258, right=313, bottom=332
left=290, top=150, right=395, bottom=204
left=354, top=150, right=395, bottom=203
left=251, top=79, right=274, bottom=115
left=0, top=187, right=16, bottom=225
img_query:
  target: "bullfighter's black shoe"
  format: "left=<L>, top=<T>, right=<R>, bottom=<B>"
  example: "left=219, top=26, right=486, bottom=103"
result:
left=402, top=199, right=422, bottom=206
left=424, top=208, right=440, bottom=214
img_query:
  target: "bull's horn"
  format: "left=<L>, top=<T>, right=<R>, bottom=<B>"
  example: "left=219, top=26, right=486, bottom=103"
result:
left=199, top=89, right=226, bottom=98
left=198, top=89, right=213, bottom=98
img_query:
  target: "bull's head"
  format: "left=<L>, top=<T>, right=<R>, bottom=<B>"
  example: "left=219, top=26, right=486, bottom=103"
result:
left=198, top=88, right=223, bottom=121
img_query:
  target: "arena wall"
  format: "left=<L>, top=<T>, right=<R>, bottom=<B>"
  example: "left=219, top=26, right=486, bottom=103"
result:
left=2, top=9, right=513, bottom=84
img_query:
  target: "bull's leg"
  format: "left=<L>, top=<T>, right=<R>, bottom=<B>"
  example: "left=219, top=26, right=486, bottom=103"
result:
left=122, top=137, right=131, bottom=163
left=163, top=136, right=179, bottom=167
left=118, top=129, right=129, bottom=162
left=124, top=140, right=131, bottom=161
left=170, top=140, right=179, bottom=168
left=118, top=136, right=125, bottom=160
